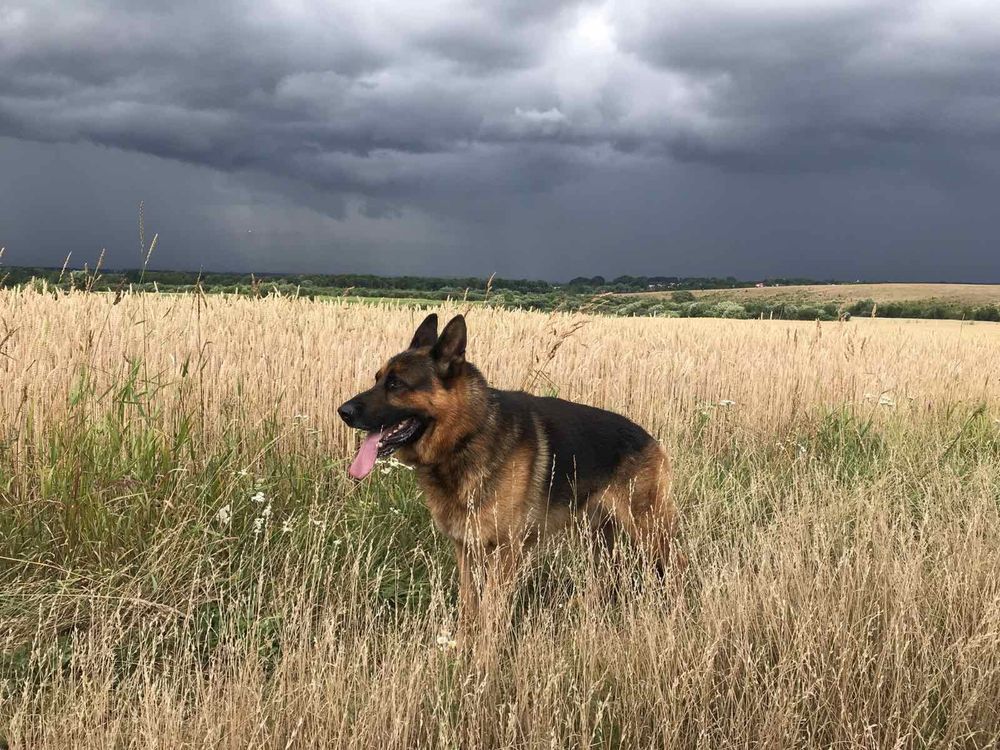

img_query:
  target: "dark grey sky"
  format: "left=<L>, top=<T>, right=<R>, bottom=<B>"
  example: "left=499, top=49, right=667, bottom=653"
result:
left=2, top=1, right=999, bottom=281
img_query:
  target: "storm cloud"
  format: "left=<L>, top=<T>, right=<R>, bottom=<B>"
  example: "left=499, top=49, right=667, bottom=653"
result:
left=2, top=0, right=999, bottom=279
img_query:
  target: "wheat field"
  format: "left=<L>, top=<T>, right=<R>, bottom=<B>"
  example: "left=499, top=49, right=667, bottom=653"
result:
left=1, top=288, right=999, bottom=748
left=687, top=283, right=1000, bottom=305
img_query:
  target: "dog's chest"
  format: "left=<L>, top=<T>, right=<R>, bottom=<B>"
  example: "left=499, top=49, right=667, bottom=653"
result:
left=424, top=490, right=472, bottom=542
left=416, top=431, right=548, bottom=545
left=419, top=468, right=530, bottom=547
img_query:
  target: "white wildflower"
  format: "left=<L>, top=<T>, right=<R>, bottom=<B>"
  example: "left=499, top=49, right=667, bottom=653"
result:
left=436, top=632, right=458, bottom=650
left=383, top=456, right=413, bottom=471
left=309, top=517, right=327, bottom=531
left=281, top=519, right=294, bottom=534
left=215, top=504, right=232, bottom=526
left=878, top=395, right=895, bottom=408
left=251, top=491, right=266, bottom=503
left=253, top=503, right=272, bottom=536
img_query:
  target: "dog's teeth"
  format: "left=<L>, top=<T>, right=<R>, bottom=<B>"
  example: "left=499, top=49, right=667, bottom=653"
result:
left=379, top=419, right=415, bottom=446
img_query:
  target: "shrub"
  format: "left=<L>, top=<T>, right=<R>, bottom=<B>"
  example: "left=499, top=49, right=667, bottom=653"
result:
left=710, top=301, right=748, bottom=319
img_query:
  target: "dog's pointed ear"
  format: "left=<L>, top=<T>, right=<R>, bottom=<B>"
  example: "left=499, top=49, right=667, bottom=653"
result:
left=432, top=315, right=466, bottom=376
left=408, top=313, right=438, bottom=349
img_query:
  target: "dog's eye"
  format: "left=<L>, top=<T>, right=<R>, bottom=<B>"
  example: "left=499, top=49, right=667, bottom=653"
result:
left=386, top=375, right=406, bottom=391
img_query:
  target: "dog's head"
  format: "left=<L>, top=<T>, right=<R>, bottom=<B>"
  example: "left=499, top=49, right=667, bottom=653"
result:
left=338, top=313, right=469, bottom=479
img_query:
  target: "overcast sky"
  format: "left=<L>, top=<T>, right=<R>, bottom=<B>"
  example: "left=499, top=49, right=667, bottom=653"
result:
left=2, top=0, right=999, bottom=281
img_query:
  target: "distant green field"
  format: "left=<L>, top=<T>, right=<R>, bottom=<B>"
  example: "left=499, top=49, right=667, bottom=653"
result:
left=341, top=295, right=445, bottom=307
left=624, top=283, right=1000, bottom=322
left=686, top=282, right=1000, bottom=306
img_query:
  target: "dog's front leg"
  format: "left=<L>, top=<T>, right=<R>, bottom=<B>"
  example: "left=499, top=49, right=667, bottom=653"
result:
left=476, top=542, right=521, bottom=645
left=453, top=541, right=480, bottom=636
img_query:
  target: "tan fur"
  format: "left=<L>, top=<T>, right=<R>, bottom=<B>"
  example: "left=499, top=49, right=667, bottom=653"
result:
left=590, top=441, right=681, bottom=570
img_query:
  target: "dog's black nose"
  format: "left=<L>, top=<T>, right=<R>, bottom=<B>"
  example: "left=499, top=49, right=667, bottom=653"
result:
left=338, top=400, right=360, bottom=426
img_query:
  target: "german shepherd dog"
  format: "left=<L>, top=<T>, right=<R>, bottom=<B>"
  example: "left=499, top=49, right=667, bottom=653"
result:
left=338, top=313, right=680, bottom=629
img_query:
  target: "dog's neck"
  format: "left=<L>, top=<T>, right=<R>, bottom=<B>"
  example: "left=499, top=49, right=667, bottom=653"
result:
left=433, top=363, right=492, bottom=455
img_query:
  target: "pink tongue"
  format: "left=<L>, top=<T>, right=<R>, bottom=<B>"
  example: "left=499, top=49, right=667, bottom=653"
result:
left=349, top=431, right=383, bottom=480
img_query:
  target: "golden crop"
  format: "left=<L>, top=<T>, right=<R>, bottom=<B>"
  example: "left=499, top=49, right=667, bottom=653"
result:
left=2, top=289, right=997, bottom=446
left=2, top=289, right=999, bottom=748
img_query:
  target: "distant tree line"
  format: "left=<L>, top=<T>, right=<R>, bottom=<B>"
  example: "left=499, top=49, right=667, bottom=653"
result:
left=2, top=265, right=997, bottom=323
left=564, top=275, right=829, bottom=292
left=0, top=266, right=835, bottom=295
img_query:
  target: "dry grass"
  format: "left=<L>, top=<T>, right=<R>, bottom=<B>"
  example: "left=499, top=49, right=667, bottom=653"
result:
left=1, top=288, right=1000, bottom=748
left=681, top=282, right=1000, bottom=305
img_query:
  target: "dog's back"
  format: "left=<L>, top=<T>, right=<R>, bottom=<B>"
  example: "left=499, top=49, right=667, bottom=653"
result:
left=415, top=382, right=676, bottom=563
left=491, top=389, right=660, bottom=507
